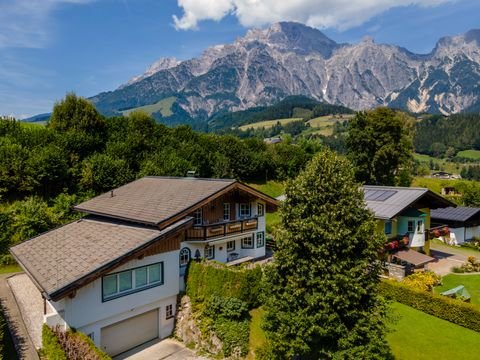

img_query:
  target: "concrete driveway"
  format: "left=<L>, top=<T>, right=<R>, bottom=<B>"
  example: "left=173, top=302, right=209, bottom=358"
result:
left=115, top=338, right=207, bottom=360
left=428, top=241, right=473, bottom=276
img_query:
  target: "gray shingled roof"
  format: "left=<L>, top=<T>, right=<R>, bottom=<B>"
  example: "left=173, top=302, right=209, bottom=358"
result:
left=363, top=186, right=430, bottom=220
left=431, top=206, right=480, bottom=222
left=74, top=177, right=236, bottom=225
left=10, top=217, right=190, bottom=300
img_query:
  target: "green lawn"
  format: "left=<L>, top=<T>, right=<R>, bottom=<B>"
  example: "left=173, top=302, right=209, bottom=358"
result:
left=248, top=181, right=285, bottom=198
left=457, top=149, right=480, bottom=160
left=411, top=177, right=460, bottom=194
left=247, top=303, right=480, bottom=360
left=246, top=308, right=266, bottom=360
left=413, top=153, right=464, bottom=175
left=0, top=264, right=21, bottom=274
left=431, top=238, right=480, bottom=257
left=238, top=118, right=302, bottom=131
left=121, top=96, right=176, bottom=117
left=387, top=302, right=480, bottom=360
left=434, top=274, right=480, bottom=305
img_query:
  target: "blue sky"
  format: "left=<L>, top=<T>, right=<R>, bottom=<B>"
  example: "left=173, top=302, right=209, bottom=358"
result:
left=0, top=0, right=479, bottom=118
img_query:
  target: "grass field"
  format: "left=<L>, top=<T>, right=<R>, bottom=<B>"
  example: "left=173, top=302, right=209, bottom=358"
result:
left=121, top=96, right=176, bottom=117
left=434, top=274, right=480, bottom=305
left=413, top=153, right=463, bottom=174
left=411, top=177, right=460, bottom=194
left=238, top=118, right=302, bottom=131
left=248, top=181, right=285, bottom=198
left=457, top=149, right=480, bottom=160
left=387, top=302, right=480, bottom=360
left=247, top=302, right=480, bottom=359
left=0, top=264, right=21, bottom=274
left=307, top=114, right=352, bottom=128
left=246, top=308, right=267, bottom=360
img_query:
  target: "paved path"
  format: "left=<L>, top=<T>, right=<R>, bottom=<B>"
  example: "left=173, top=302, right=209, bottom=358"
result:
left=8, top=273, right=44, bottom=349
left=428, top=242, right=477, bottom=276
left=115, top=338, right=207, bottom=360
left=0, top=273, right=39, bottom=360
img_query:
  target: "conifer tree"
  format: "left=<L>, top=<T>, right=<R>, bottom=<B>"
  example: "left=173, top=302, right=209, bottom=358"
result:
left=262, top=148, right=392, bottom=359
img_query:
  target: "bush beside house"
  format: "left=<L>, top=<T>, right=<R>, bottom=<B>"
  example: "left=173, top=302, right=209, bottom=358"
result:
left=380, top=280, right=480, bottom=332
left=186, top=260, right=263, bottom=308
left=182, top=261, right=263, bottom=358
left=42, top=324, right=111, bottom=360
left=0, top=305, right=17, bottom=360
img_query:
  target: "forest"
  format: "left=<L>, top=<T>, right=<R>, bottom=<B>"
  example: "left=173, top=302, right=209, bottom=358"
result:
left=0, top=94, right=322, bottom=263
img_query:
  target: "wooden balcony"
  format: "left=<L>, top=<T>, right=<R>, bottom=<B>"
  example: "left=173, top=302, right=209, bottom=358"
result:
left=186, top=217, right=259, bottom=241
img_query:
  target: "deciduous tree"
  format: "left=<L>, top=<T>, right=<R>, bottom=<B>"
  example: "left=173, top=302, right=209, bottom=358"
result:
left=346, top=107, right=414, bottom=186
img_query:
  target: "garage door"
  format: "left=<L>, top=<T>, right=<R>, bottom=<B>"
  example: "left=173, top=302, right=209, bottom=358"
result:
left=101, top=309, right=159, bottom=356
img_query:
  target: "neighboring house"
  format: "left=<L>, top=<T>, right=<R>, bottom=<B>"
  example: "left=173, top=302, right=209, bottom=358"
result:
left=431, top=206, right=480, bottom=244
left=10, top=176, right=278, bottom=357
left=264, top=137, right=282, bottom=144
left=431, top=171, right=461, bottom=180
left=364, top=185, right=454, bottom=270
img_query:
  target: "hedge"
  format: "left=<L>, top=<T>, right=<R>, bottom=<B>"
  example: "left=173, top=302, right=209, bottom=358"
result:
left=42, top=325, right=67, bottom=360
left=186, top=260, right=263, bottom=308
left=380, top=280, right=480, bottom=332
left=42, top=325, right=111, bottom=360
left=0, top=306, right=17, bottom=360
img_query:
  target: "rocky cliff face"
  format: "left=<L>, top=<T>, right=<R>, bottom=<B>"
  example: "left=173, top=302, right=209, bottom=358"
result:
left=91, top=22, right=480, bottom=118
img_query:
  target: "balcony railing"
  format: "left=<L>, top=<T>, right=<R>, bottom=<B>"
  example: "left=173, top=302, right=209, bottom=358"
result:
left=186, top=217, right=259, bottom=241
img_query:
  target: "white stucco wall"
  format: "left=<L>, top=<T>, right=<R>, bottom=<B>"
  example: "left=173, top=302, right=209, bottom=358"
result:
left=48, top=250, right=180, bottom=348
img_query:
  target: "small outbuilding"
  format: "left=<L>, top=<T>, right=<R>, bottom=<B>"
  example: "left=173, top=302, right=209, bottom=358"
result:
left=431, top=206, right=480, bottom=244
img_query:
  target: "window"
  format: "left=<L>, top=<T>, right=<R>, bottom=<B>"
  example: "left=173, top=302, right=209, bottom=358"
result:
left=204, top=245, right=215, bottom=259
left=256, top=231, right=265, bottom=248
left=407, top=220, right=415, bottom=233
left=417, top=220, right=424, bottom=233
left=227, top=240, right=235, bottom=252
left=193, top=208, right=203, bottom=225
left=223, top=203, right=231, bottom=221
left=384, top=221, right=392, bottom=235
left=102, top=262, right=164, bottom=301
left=179, top=247, right=191, bottom=267
left=257, top=203, right=265, bottom=217
left=239, top=203, right=251, bottom=218
left=241, top=236, right=254, bottom=249
left=166, top=304, right=174, bottom=319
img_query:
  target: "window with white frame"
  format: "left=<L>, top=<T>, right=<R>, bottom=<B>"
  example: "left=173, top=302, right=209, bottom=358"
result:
left=227, top=240, right=235, bottom=252
left=241, top=236, right=254, bottom=249
left=193, top=208, right=203, bottom=225
left=256, top=231, right=265, bottom=248
left=417, top=220, right=424, bottom=233
left=407, top=220, right=415, bottom=233
left=166, top=304, right=174, bottom=319
left=179, top=247, right=190, bottom=267
left=102, top=262, right=163, bottom=301
left=204, top=245, right=215, bottom=259
left=223, top=203, right=231, bottom=221
left=257, top=203, right=265, bottom=217
left=239, top=203, right=251, bottom=218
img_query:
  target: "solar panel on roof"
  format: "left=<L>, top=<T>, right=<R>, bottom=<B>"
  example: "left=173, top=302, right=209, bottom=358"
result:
left=364, top=189, right=396, bottom=202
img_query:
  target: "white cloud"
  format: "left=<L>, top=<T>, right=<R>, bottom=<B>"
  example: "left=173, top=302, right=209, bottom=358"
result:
left=173, top=0, right=454, bottom=31
left=0, top=0, right=94, bottom=48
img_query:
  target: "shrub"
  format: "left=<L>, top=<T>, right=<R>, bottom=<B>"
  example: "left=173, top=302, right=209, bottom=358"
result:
left=213, top=318, right=250, bottom=357
left=42, top=325, right=111, bottom=360
left=402, top=271, right=442, bottom=291
left=455, top=256, right=480, bottom=273
left=204, top=296, right=248, bottom=320
left=380, top=280, right=480, bottom=332
left=0, top=305, right=16, bottom=360
left=42, top=325, right=67, bottom=360
left=0, top=254, right=16, bottom=266
left=186, top=260, right=263, bottom=308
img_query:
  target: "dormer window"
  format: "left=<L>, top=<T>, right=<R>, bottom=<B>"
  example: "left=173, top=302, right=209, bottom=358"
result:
left=193, top=208, right=203, bottom=225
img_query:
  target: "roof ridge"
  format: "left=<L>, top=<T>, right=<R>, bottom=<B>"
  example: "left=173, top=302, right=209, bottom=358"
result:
left=363, top=185, right=428, bottom=191
left=144, top=176, right=236, bottom=182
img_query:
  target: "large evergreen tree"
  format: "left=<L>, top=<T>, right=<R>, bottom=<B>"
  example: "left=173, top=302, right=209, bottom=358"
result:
left=346, top=107, right=414, bottom=186
left=262, top=148, right=392, bottom=359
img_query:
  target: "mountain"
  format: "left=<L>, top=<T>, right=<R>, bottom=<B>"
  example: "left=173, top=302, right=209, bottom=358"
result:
left=90, top=22, right=480, bottom=123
